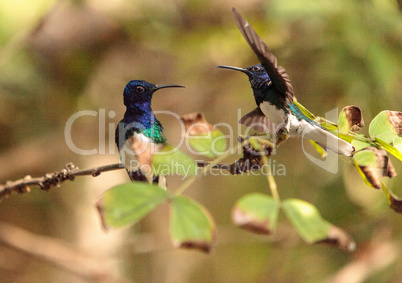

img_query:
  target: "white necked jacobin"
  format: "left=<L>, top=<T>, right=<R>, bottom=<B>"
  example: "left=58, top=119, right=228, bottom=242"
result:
left=218, top=8, right=354, bottom=156
left=115, top=80, right=185, bottom=182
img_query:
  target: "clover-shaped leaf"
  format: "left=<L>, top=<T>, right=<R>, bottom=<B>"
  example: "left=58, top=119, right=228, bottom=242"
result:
left=354, top=148, right=396, bottom=189
left=282, top=199, right=355, bottom=251
left=96, top=182, right=169, bottom=230
left=181, top=112, right=227, bottom=158
left=369, top=111, right=402, bottom=143
left=170, top=195, right=216, bottom=253
left=152, top=145, right=197, bottom=176
left=232, top=193, right=279, bottom=234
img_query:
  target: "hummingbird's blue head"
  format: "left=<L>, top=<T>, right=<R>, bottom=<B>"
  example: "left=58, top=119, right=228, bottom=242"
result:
left=123, top=80, right=185, bottom=108
left=123, top=80, right=156, bottom=107
left=217, top=64, right=272, bottom=89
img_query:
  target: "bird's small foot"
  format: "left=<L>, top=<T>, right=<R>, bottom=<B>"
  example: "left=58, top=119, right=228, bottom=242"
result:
left=275, top=123, right=289, bottom=147
left=275, top=132, right=289, bottom=147
left=275, top=123, right=289, bottom=136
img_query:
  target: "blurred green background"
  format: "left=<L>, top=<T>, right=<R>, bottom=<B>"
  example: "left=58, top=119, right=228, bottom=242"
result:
left=0, top=0, right=401, bottom=282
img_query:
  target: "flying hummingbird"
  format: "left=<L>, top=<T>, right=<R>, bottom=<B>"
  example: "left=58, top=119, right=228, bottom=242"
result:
left=218, top=8, right=354, bottom=156
left=115, top=80, right=185, bottom=182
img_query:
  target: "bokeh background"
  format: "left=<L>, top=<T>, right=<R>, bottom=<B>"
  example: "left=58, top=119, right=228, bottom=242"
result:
left=0, top=0, right=401, bottom=282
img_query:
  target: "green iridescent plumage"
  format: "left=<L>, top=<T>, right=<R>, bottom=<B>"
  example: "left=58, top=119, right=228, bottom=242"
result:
left=137, top=120, right=167, bottom=144
left=117, top=119, right=167, bottom=149
left=288, top=103, right=324, bottom=129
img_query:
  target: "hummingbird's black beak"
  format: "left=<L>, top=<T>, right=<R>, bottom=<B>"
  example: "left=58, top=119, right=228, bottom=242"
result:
left=217, top=65, right=251, bottom=75
left=153, top=84, right=186, bottom=91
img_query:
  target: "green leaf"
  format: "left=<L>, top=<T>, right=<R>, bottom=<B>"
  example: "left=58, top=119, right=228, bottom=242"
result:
left=282, top=198, right=356, bottom=251
left=353, top=147, right=396, bottom=189
left=188, top=129, right=227, bottom=158
left=282, top=199, right=330, bottom=243
left=353, top=149, right=380, bottom=188
left=282, top=199, right=331, bottom=244
left=375, top=138, right=402, bottom=162
left=152, top=145, right=197, bottom=176
left=181, top=112, right=227, bottom=158
left=369, top=111, right=401, bottom=143
left=351, top=136, right=372, bottom=151
left=169, top=196, right=216, bottom=253
left=354, top=150, right=377, bottom=167
left=232, top=193, right=280, bottom=234
left=338, top=109, right=349, bottom=134
left=393, top=137, right=402, bottom=153
left=97, top=182, right=169, bottom=229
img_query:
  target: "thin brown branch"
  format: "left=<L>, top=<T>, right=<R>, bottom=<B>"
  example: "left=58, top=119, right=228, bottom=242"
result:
left=0, top=160, right=261, bottom=201
left=0, top=162, right=124, bottom=201
left=0, top=142, right=270, bottom=200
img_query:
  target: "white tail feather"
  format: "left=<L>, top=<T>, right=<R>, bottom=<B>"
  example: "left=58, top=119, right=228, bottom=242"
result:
left=301, top=122, right=354, bottom=156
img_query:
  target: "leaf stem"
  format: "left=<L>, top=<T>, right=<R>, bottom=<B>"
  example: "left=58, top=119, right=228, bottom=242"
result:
left=261, top=150, right=280, bottom=203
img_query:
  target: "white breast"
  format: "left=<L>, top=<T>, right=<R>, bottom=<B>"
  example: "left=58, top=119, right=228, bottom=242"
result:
left=288, top=115, right=308, bottom=136
left=120, top=133, right=153, bottom=170
left=131, top=133, right=153, bottom=143
left=259, top=101, right=287, bottom=126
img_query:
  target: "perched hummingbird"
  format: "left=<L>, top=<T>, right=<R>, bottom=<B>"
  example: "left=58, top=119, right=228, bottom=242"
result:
left=115, top=80, right=185, bottom=182
left=218, top=8, right=354, bottom=156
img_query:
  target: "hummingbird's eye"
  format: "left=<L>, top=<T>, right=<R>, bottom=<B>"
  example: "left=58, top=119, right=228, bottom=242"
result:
left=252, top=66, right=260, bottom=71
left=135, top=86, right=145, bottom=93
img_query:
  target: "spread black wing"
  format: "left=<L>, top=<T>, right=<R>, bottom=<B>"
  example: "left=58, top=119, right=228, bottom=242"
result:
left=232, top=7, right=294, bottom=106
left=239, top=107, right=276, bottom=133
